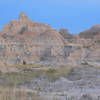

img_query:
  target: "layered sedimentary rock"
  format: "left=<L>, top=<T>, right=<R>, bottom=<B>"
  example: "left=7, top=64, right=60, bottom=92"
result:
left=0, top=13, right=100, bottom=66
left=0, top=13, right=65, bottom=65
left=59, top=28, right=73, bottom=39
left=79, top=25, right=100, bottom=39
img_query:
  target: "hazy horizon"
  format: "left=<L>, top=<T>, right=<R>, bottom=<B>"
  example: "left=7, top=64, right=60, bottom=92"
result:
left=0, top=0, right=100, bottom=34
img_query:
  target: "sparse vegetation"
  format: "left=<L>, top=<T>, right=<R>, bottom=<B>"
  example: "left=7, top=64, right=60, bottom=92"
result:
left=0, top=65, right=73, bottom=88
left=45, top=67, right=73, bottom=82
left=46, top=68, right=57, bottom=73
left=15, top=63, right=45, bottom=69
left=0, top=88, right=62, bottom=100
left=0, top=88, right=43, bottom=100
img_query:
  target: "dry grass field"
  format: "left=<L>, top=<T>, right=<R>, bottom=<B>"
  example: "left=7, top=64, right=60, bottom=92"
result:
left=0, top=88, right=43, bottom=100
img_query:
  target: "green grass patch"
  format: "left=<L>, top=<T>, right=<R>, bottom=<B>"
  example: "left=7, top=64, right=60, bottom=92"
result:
left=45, top=67, right=73, bottom=82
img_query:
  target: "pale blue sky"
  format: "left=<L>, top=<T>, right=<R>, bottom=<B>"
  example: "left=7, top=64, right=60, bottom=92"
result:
left=0, top=0, right=100, bottom=33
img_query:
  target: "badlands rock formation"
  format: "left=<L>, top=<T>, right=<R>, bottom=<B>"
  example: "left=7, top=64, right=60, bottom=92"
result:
left=0, top=13, right=65, bottom=66
left=0, top=13, right=100, bottom=67
left=0, top=13, right=100, bottom=100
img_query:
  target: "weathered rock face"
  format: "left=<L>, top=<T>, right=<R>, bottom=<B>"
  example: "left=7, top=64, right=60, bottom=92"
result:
left=59, top=29, right=73, bottom=39
left=0, top=13, right=66, bottom=65
left=79, top=25, right=100, bottom=39
left=0, top=13, right=100, bottom=66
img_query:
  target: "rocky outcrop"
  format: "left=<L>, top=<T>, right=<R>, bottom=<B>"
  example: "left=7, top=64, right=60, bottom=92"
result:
left=0, top=13, right=100, bottom=67
left=0, top=13, right=100, bottom=100
left=59, top=28, right=73, bottom=39
left=79, top=25, right=100, bottom=39
left=0, top=13, right=66, bottom=65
